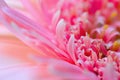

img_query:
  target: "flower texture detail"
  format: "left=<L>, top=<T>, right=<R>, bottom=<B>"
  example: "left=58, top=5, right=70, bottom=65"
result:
left=0, top=0, right=120, bottom=80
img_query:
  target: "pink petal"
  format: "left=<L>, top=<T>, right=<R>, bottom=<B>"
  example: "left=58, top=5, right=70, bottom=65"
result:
left=67, top=34, right=77, bottom=63
left=103, top=62, right=118, bottom=80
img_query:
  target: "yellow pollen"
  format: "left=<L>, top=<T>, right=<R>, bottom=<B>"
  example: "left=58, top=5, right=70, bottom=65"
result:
left=103, top=24, right=109, bottom=30
left=112, top=41, right=120, bottom=51
left=99, top=25, right=108, bottom=38
left=110, top=11, right=117, bottom=19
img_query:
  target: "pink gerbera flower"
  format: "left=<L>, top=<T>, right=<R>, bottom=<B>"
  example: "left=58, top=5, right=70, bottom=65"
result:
left=0, top=0, right=120, bottom=80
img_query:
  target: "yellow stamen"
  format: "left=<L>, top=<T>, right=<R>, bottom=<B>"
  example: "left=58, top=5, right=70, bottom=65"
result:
left=99, top=24, right=109, bottom=38
left=103, top=24, right=109, bottom=30
left=112, top=41, right=120, bottom=51
left=110, top=11, right=117, bottom=19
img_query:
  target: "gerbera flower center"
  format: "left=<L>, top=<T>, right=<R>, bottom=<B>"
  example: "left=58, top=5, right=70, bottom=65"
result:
left=55, top=0, right=120, bottom=79
left=0, top=0, right=120, bottom=80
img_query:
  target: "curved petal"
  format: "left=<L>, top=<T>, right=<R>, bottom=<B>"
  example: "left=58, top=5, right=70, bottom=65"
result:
left=31, top=56, right=99, bottom=80
left=0, top=0, right=70, bottom=60
left=0, top=24, right=43, bottom=66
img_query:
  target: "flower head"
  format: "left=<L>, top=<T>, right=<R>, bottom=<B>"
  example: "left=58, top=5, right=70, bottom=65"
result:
left=0, top=0, right=120, bottom=80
